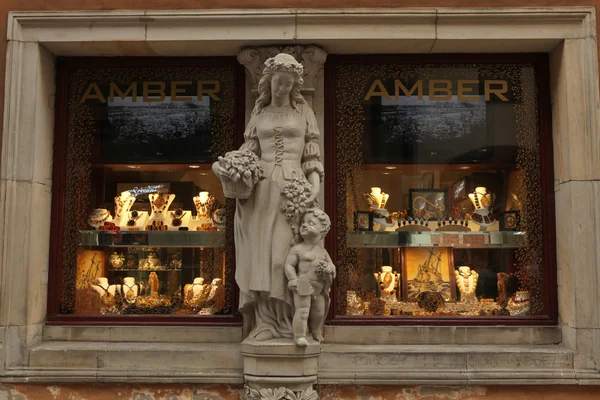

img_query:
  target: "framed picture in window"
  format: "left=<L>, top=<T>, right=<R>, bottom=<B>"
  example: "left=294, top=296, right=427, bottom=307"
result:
left=409, top=188, right=448, bottom=220
left=354, top=211, right=373, bottom=231
left=500, top=210, right=521, bottom=231
left=401, top=247, right=456, bottom=301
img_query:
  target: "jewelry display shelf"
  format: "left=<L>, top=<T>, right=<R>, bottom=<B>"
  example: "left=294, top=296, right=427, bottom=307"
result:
left=347, top=231, right=526, bottom=248
left=79, top=230, right=226, bottom=248
left=107, top=269, right=182, bottom=272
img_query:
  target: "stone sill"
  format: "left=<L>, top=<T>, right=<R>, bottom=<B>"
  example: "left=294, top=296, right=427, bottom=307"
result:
left=318, top=344, right=586, bottom=385
left=12, top=341, right=244, bottom=383
left=323, top=325, right=561, bottom=345
left=3, top=340, right=594, bottom=385
left=43, top=325, right=243, bottom=343
left=42, top=325, right=560, bottom=346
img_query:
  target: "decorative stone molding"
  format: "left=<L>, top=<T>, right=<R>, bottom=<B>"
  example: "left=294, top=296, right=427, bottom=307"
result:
left=244, top=385, right=318, bottom=400
left=237, top=45, right=327, bottom=104
left=2, top=7, right=600, bottom=385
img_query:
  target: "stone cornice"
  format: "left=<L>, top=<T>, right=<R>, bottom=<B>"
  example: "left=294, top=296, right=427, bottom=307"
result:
left=7, top=8, right=594, bottom=46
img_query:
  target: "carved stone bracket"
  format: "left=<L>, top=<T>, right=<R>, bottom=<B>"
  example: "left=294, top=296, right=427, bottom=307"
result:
left=242, top=338, right=321, bottom=400
left=244, top=385, right=319, bottom=400
left=237, top=45, right=327, bottom=104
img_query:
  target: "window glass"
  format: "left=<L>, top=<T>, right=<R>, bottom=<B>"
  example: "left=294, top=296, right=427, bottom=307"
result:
left=52, top=60, right=240, bottom=318
left=332, top=59, right=552, bottom=319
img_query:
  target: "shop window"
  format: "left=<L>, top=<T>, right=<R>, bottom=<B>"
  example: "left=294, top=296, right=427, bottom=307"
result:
left=47, top=58, right=244, bottom=323
left=325, top=55, right=556, bottom=323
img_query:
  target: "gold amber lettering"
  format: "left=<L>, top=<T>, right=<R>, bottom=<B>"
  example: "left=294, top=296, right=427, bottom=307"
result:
left=457, top=80, right=480, bottom=101
left=395, top=80, right=423, bottom=100
left=485, top=80, right=509, bottom=101
left=143, top=81, right=166, bottom=102
left=109, top=82, right=137, bottom=103
left=429, top=80, right=452, bottom=100
left=80, top=83, right=106, bottom=103
left=171, top=81, right=193, bottom=102
left=364, top=79, right=391, bottom=101
left=198, top=80, right=221, bottom=101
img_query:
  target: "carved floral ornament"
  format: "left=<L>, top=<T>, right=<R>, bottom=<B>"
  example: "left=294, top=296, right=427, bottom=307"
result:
left=244, top=385, right=319, bottom=400
left=237, top=45, right=327, bottom=95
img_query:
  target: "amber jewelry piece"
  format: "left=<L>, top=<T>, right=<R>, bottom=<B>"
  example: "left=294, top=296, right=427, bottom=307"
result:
left=88, top=210, right=111, bottom=225
left=152, top=194, right=167, bottom=209
left=126, top=210, right=141, bottom=227
left=170, top=209, right=186, bottom=227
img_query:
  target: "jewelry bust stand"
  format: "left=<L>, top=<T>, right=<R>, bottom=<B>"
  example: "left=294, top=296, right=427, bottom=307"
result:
left=374, top=266, right=400, bottom=304
left=148, top=191, right=176, bottom=220
left=468, top=187, right=499, bottom=232
left=198, top=278, right=225, bottom=315
left=148, top=191, right=191, bottom=231
left=121, top=276, right=138, bottom=305
left=366, top=187, right=395, bottom=232
left=91, top=277, right=119, bottom=313
left=190, top=191, right=215, bottom=231
left=507, top=290, right=531, bottom=315
left=184, top=277, right=209, bottom=308
left=454, top=266, right=479, bottom=303
left=113, top=191, right=135, bottom=225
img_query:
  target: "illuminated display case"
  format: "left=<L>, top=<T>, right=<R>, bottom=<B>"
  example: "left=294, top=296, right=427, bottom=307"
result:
left=325, top=54, right=556, bottom=322
left=48, top=57, right=244, bottom=323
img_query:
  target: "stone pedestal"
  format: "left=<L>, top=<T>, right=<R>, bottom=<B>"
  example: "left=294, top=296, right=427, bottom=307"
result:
left=242, top=338, right=321, bottom=399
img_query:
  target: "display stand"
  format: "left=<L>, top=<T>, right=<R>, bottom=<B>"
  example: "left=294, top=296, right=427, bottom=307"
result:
left=164, top=211, right=192, bottom=231
left=148, top=192, right=176, bottom=220
left=120, top=211, right=149, bottom=231
left=114, top=191, right=135, bottom=220
left=189, top=216, right=213, bottom=231
left=121, top=276, right=139, bottom=305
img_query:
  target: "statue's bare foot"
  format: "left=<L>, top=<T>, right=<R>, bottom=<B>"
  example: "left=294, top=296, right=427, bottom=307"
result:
left=312, top=333, right=324, bottom=342
left=254, top=331, right=274, bottom=341
left=295, top=337, right=308, bottom=347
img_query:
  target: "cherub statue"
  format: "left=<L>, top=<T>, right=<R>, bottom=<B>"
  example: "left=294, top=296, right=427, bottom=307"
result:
left=284, top=209, right=336, bottom=347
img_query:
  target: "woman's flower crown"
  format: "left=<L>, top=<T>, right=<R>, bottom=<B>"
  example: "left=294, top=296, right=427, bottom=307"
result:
left=263, top=54, right=304, bottom=77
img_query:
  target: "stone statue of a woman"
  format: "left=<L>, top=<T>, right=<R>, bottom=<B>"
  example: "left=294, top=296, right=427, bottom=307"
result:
left=213, top=53, right=324, bottom=341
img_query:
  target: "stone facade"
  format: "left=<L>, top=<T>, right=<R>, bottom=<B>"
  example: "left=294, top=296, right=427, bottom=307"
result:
left=1, top=6, right=600, bottom=399
left=2, top=383, right=600, bottom=399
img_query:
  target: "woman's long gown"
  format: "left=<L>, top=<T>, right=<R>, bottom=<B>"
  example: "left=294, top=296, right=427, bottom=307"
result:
left=234, top=103, right=324, bottom=339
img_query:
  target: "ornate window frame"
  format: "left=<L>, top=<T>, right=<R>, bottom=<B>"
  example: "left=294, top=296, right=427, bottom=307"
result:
left=1, top=7, right=599, bottom=384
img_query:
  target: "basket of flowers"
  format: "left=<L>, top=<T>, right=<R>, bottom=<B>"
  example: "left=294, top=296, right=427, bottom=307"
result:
left=215, top=149, right=264, bottom=199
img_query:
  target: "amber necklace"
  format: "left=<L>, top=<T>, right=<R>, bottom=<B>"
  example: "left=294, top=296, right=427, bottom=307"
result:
left=89, top=210, right=110, bottom=225
left=122, top=281, right=137, bottom=303
left=151, top=193, right=169, bottom=215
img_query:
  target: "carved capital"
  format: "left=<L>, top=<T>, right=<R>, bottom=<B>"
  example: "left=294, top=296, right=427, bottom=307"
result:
left=244, top=385, right=319, bottom=400
left=237, top=45, right=327, bottom=96
left=299, top=46, right=327, bottom=92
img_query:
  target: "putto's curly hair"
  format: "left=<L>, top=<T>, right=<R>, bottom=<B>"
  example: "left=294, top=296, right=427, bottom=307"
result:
left=253, top=53, right=306, bottom=114
left=303, top=208, right=331, bottom=235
